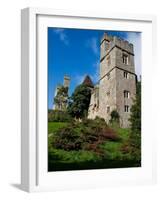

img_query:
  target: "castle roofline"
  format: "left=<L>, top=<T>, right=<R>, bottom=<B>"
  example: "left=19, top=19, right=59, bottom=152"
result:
left=82, top=75, right=94, bottom=88
left=64, top=75, right=70, bottom=80
left=100, top=32, right=112, bottom=44
left=100, top=33, right=134, bottom=54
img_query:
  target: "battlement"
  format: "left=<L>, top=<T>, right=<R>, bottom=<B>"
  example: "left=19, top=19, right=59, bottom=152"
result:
left=112, top=36, right=134, bottom=54
left=63, top=75, right=70, bottom=88
left=101, top=32, right=112, bottom=43
left=101, top=33, right=134, bottom=55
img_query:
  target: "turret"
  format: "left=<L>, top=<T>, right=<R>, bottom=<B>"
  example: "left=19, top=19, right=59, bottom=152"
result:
left=63, top=75, right=70, bottom=88
left=100, top=33, right=111, bottom=60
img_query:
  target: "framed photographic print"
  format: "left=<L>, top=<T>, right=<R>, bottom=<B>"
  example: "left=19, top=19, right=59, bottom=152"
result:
left=21, top=8, right=156, bottom=192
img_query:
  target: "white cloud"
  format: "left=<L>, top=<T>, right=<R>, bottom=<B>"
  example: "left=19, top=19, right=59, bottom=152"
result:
left=53, top=28, right=69, bottom=45
left=86, top=37, right=99, bottom=55
left=125, top=32, right=141, bottom=80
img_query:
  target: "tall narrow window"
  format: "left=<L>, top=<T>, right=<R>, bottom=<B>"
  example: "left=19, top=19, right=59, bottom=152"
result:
left=124, top=71, right=128, bottom=79
left=124, top=90, right=130, bottom=98
left=124, top=105, right=129, bottom=112
left=107, top=106, right=110, bottom=113
left=123, top=54, right=128, bottom=65
left=107, top=55, right=111, bottom=65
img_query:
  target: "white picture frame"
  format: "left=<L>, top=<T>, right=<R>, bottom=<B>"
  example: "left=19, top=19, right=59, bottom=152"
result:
left=21, top=7, right=157, bottom=192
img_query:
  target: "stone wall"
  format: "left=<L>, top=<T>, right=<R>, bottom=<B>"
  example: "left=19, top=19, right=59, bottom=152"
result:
left=88, top=33, right=137, bottom=128
left=88, top=85, right=99, bottom=119
left=98, top=68, right=117, bottom=123
left=115, top=68, right=136, bottom=128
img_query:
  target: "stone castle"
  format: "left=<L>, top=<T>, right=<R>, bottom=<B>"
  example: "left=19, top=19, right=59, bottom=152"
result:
left=53, top=33, right=137, bottom=128
left=53, top=76, right=70, bottom=110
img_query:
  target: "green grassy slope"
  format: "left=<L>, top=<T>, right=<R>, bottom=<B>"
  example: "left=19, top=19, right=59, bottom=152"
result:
left=48, top=122, right=141, bottom=171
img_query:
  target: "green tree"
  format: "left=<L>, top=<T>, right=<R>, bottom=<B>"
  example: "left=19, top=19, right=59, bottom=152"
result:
left=110, top=110, right=120, bottom=127
left=128, top=81, right=141, bottom=161
left=129, top=81, right=141, bottom=132
left=54, top=86, right=68, bottom=110
left=110, top=110, right=120, bottom=121
left=67, top=84, right=91, bottom=119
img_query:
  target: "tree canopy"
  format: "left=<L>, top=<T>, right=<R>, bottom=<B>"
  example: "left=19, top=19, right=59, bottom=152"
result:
left=128, top=81, right=141, bottom=161
left=129, top=81, right=141, bottom=132
left=67, top=84, right=91, bottom=119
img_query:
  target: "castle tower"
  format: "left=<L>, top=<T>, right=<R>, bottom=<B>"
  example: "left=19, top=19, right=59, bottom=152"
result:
left=88, top=33, right=136, bottom=128
left=53, top=76, right=70, bottom=111
left=53, top=85, right=61, bottom=110
left=63, top=75, right=70, bottom=88
left=100, top=33, right=111, bottom=63
left=99, top=33, right=136, bottom=128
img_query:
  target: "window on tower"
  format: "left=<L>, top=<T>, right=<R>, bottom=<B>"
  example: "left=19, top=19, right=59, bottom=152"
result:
left=107, top=55, right=111, bottom=65
left=124, top=71, right=128, bottom=79
left=124, top=105, right=129, bottom=112
left=124, top=90, right=130, bottom=98
left=107, top=106, right=110, bottom=113
left=122, top=54, right=128, bottom=65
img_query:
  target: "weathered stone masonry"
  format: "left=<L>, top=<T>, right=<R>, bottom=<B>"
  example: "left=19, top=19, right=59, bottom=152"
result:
left=88, top=33, right=136, bottom=128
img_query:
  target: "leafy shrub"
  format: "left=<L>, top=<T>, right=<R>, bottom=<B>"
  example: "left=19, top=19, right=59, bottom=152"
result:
left=67, top=84, right=91, bottom=119
left=111, top=110, right=119, bottom=120
left=52, top=117, right=120, bottom=155
left=53, top=125, right=83, bottom=151
left=123, top=81, right=141, bottom=162
left=129, top=81, right=141, bottom=132
left=121, top=143, right=130, bottom=154
left=101, top=128, right=120, bottom=141
left=121, top=130, right=141, bottom=161
left=48, top=148, right=100, bottom=163
left=110, top=110, right=120, bottom=125
left=48, top=110, right=72, bottom=122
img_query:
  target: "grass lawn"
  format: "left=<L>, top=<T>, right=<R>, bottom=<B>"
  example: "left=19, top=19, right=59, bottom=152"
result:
left=48, top=122, right=68, bottom=134
left=100, top=128, right=131, bottom=160
left=48, top=122, right=141, bottom=171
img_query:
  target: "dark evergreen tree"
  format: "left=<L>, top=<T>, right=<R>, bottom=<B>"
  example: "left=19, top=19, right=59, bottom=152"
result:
left=110, top=110, right=120, bottom=122
left=128, top=81, right=141, bottom=161
left=67, top=84, right=91, bottom=119
left=82, top=75, right=94, bottom=88
left=129, top=81, right=141, bottom=132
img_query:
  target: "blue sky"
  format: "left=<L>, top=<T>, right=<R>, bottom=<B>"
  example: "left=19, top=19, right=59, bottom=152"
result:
left=48, top=28, right=141, bottom=109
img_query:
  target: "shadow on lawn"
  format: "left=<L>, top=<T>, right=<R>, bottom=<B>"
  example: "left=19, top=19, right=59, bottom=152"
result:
left=48, top=158, right=141, bottom=172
